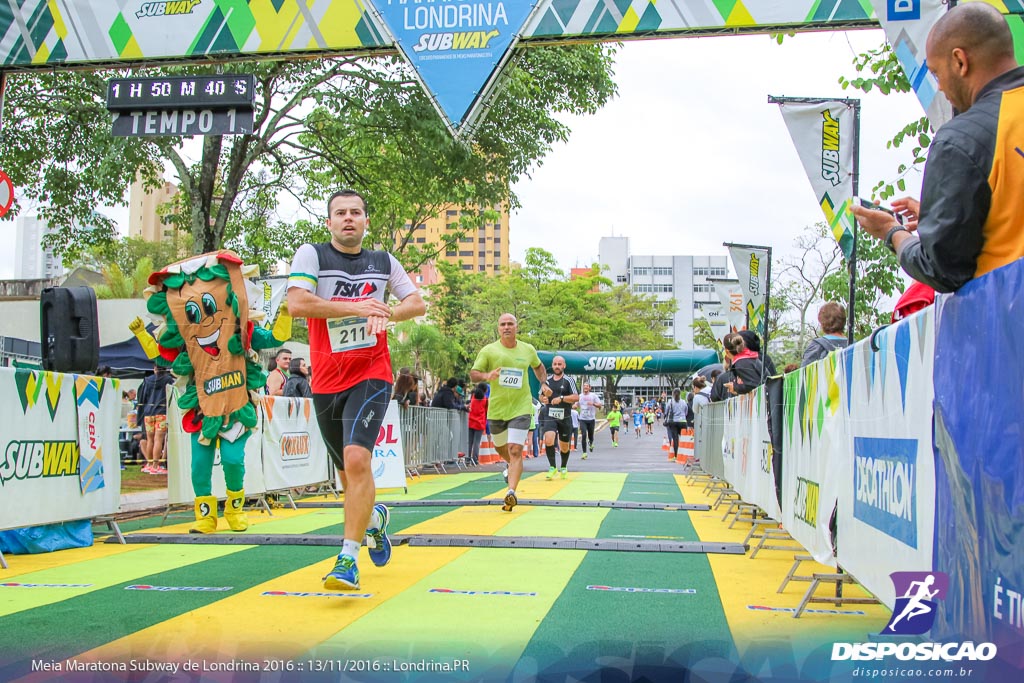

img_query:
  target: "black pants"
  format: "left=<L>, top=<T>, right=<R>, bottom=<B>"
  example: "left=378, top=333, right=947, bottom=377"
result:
left=580, top=419, right=596, bottom=452
left=666, top=422, right=685, bottom=454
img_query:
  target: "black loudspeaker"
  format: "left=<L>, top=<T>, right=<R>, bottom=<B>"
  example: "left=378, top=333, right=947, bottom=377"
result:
left=40, top=287, right=100, bottom=373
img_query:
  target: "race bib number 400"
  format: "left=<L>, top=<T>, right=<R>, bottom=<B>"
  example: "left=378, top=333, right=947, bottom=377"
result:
left=327, top=317, right=376, bottom=353
left=498, top=367, right=523, bottom=389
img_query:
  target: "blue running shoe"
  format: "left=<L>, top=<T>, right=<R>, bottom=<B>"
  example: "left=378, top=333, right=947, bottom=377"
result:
left=366, top=503, right=392, bottom=567
left=323, top=554, right=360, bottom=590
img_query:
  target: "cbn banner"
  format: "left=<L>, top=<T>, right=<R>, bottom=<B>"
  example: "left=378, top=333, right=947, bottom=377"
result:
left=868, top=0, right=953, bottom=128
left=261, top=395, right=331, bottom=491
left=782, top=353, right=848, bottom=567
left=721, top=389, right=781, bottom=520
left=725, top=243, right=770, bottom=337
left=776, top=100, right=857, bottom=259
left=931, top=257, right=1024, bottom=665
left=710, top=278, right=745, bottom=333
left=166, top=387, right=266, bottom=505
left=835, top=305, right=936, bottom=609
left=0, top=368, right=121, bottom=532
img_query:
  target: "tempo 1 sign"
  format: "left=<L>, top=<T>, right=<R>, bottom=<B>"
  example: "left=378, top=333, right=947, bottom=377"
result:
left=111, top=109, right=255, bottom=137
left=106, top=74, right=255, bottom=138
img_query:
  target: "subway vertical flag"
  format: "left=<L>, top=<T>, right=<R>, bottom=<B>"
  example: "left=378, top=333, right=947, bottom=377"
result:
left=777, top=100, right=857, bottom=259
left=724, top=245, right=770, bottom=338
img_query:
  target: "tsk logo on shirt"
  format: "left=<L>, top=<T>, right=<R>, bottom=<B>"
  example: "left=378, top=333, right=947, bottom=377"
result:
left=333, top=281, right=379, bottom=298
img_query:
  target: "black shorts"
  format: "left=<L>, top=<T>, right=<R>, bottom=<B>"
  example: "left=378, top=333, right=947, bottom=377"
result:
left=313, top=379, right=391, bottom=471
left=542, top=417, right=573, bottom=442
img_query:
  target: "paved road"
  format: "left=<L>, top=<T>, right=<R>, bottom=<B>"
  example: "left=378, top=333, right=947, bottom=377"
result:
left=489, top=421, right=683, bottom=475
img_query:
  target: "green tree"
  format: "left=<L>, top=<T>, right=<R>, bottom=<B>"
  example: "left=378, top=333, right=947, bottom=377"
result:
left=94, top=257, right=154, bottom=299
left=389, top=320, right=461, bottom=391
left=838, top=43, right=932, bottom=200
left=769, top=223, right=842, bottom=364
left=691, top=318, right=719, bottom=355
left=1, top=47, right=616, bottom=264
left=822, top=236, right=904, bottom=340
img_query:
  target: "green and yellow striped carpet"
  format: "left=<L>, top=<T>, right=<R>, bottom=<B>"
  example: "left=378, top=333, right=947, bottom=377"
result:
left=0, top=472, right=890, bottom=681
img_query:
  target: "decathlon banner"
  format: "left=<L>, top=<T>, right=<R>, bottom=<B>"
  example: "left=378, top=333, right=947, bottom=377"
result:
left=260, top=395, right=330, bottom=491
left=721, top=389, right=781, bottom=520
left=166, top=387, right=266, bottom=505
left=931, top=258, right=1024, bottom=660
left=336, top=400, right=407, bottom=491
left=775, top=100, right=857, bottom=259
left=369, top=1, right=542, bottom=136
left=710, top=278, right=745, bottom=333
left=868, top=0, right=953, bottom=128
left=781, top=354, right=848, bottom=567
left=249, top=277, right=288, bottom=331
left=835, top=306, right=936, bottom=609
left=724, top=243, right=770, bottom=337
left=0, top=368, right=121, bottom=532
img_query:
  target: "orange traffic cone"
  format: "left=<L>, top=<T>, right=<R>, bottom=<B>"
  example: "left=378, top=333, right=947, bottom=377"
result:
left=479, top=436, right=499, bottom=464
left=662, top=437, right=670, bottom=452
left=678, top=429, right=695, bottom=464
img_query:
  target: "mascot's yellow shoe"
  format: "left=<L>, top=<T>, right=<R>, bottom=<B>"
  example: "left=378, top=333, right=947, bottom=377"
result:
left=224, top=490, right=249, bottom=532
left=190, top=496, right=218, bottom=534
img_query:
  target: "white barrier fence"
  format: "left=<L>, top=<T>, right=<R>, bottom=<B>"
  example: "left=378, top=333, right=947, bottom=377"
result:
left=701, top=304, right=937, bottom=610
left=166, top=391, right=409, bottom=505
left=0, top=368, right=121, bottom=532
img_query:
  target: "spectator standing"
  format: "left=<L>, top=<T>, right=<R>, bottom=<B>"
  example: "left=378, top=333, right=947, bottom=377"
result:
left=850, top=4, right=1024, bottom=292
left=392, top=368, right=419, bottom=407
left=431, top=377, right=466, bottom=411
left=136, top=365, right=174, bottom=474
left=802, top=303, right=850, bottom=367
left=266, top=348, right=292, bottom=396
left=282, top=357, right=313, bottom=398
left=724, top=335, right=765, bottom=396
left=663, top=388, right=689, bottom=461
left=467, top=382, right=489, bottom=466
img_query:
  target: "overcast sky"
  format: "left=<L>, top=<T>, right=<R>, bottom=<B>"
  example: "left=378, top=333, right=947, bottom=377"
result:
left=510, top=29, right=925, bottom=275
left=0, top=28, right=926, bottom=280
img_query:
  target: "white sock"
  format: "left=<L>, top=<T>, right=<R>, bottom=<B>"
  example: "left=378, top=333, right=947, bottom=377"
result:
left=507, top=488, right=515, bottom=497
left=341, top=539, right=361, bottom=559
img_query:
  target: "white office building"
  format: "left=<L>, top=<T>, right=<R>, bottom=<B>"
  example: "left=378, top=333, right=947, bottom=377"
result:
left=599, top=236, right=729, bottom=350
left=14, top=213, right=63, bottom=280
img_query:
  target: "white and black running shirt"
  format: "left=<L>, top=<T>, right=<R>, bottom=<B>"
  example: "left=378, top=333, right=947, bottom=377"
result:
left=542, top=374, right=579, bottom=423
left=289, top=243, right=417, bottom=394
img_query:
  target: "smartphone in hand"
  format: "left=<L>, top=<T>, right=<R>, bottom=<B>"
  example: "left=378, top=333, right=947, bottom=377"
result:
left=858, top=198, right=904, bottom=225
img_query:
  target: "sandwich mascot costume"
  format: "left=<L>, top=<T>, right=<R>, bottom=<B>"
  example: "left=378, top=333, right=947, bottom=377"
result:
left=133, top=250, right=291, bottom=533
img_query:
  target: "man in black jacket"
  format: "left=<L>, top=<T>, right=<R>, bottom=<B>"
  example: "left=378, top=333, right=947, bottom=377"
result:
left=852, top=3, right=1023, bottom=291
left=431, top=377, right=465, bottom=411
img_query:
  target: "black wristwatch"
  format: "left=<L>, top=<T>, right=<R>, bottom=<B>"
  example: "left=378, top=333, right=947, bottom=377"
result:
left=884, top=225, right=909, bottom=253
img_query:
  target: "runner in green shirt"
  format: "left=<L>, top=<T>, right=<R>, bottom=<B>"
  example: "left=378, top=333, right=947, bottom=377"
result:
left=470, top=313, right=549, bottom=511
left=606, top=405, right=622, bottom=447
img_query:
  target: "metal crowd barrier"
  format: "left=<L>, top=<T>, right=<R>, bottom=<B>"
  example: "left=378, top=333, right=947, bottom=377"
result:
left=397, top=405, right=468, bottom=473
left=694, top=401, right=726, bottom=480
